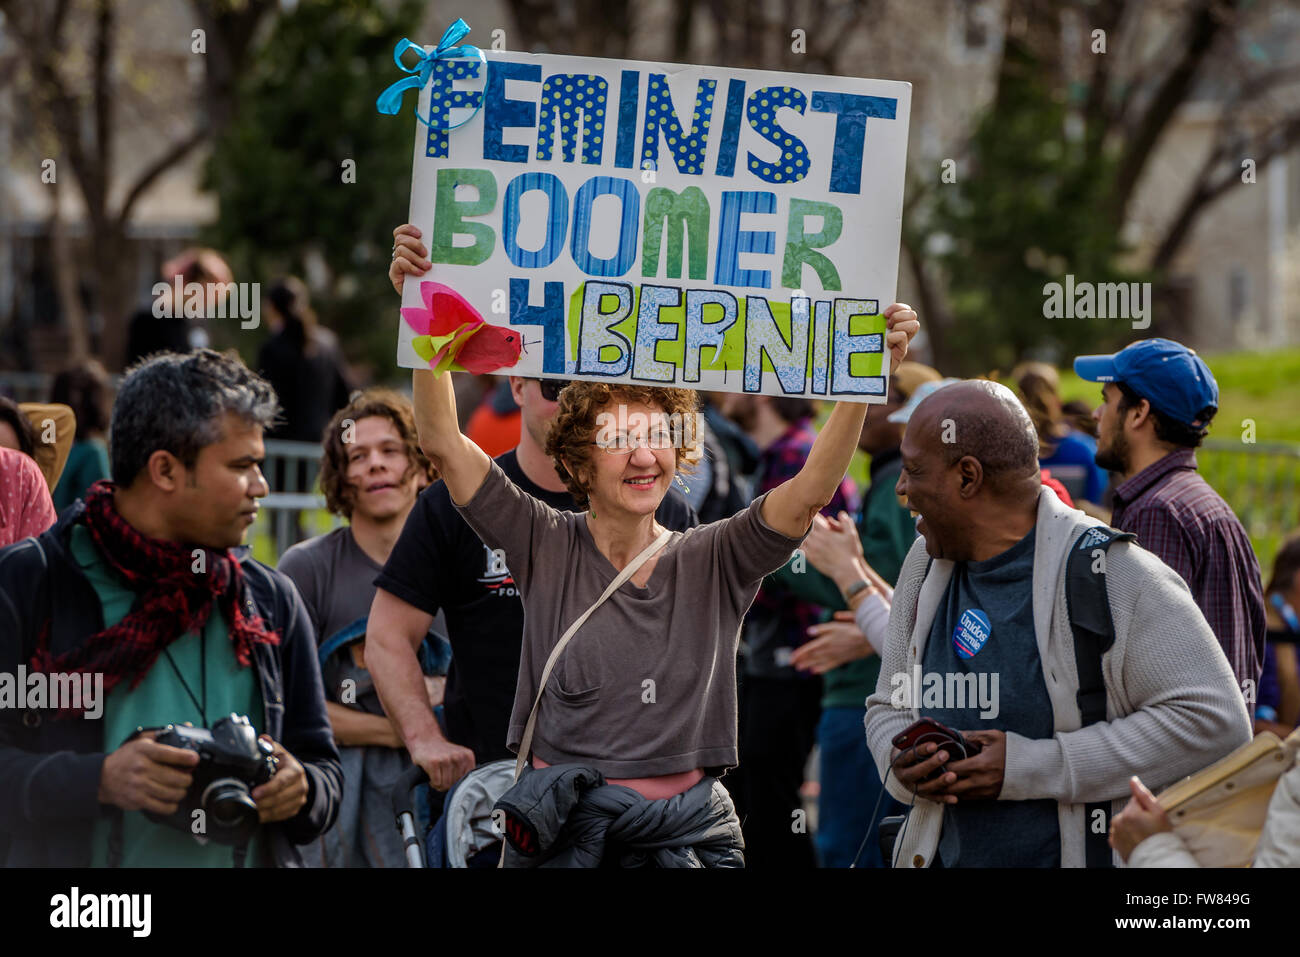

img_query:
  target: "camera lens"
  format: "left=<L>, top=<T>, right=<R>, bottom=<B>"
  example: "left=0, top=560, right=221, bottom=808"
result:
left=202, top=777, right=259, bottom=831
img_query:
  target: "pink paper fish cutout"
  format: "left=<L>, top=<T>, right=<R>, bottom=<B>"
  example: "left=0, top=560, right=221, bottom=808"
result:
left=456, top=325, right=523, bottom=374
left=401, top=281, right=479, bottom=337
left=401, top=281, right=522, bottom=374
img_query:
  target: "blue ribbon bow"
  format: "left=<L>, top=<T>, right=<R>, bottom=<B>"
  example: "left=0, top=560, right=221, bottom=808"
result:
left=375, top=18, right=486, bottom=130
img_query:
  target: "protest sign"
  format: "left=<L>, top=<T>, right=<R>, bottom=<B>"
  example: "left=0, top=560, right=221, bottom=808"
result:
left=390, top=37, right=911, bottom=401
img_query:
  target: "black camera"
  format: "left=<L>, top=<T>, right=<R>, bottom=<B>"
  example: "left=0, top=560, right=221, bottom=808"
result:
left=133, top=713, right=278, bottom=843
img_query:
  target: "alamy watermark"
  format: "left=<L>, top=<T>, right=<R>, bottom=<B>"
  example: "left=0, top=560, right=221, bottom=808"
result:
left=890, top=665, right=1000, bottom=719
left=0, top=667, right=104, bottom=719
left=1042, top=274, right=1151, bottom=330
left=152, top=275, right=260, bottom=330
left=50, top=887, right=150, bottom=936
left=594, top=405, right=702, bottom=452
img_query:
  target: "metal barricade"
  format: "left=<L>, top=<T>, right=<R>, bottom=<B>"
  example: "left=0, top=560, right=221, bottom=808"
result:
left=1198, top=439, right=1300, bottom=574
left=253, top=439, right=342, bottom=563
left=0, top=371, right=55, bottom=402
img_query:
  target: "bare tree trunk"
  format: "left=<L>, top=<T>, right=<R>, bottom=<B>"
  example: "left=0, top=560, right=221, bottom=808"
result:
left=671, top=0, right=695, bottom=61
left=46, top=181, right=89, bottom=364
left=1109, top=0, right=1234, bottom=226
left=901, top=228, right=955, bottom=373
left=1081, top=0, right=1128, bottom=165
left=93, top=225, right=134, bottom=370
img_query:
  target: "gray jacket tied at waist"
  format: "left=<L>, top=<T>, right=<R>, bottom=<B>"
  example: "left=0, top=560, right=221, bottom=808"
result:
left=494, top=765, right=745, bottom=867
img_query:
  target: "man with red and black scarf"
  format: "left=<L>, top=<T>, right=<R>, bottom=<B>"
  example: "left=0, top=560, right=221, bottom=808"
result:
left=0, top=350, right=341, bottom=866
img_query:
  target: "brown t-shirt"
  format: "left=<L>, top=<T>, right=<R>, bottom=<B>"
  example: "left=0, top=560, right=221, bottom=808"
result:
left=456, top=460, right=806, bottom=777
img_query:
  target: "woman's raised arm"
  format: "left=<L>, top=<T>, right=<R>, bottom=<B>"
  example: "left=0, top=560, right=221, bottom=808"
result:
left=392, top=223, right=492, bottom=505
left=412, top=368, right=491, bottom=506
left=760, top=400, right=868, bottom=539
left=760, top=303, right=919, bottom=538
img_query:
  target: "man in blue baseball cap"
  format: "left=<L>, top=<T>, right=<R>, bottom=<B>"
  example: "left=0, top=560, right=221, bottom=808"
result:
left=1074, top=339, right=1265, bottom=698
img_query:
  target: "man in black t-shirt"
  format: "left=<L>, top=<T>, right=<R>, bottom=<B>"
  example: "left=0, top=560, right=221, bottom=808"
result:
left=367, top=225, right=698, bottom=791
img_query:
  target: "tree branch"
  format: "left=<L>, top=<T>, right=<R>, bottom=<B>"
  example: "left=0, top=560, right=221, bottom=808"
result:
left=1146, top=44, right=1300, bottom=274
left=900, top=225, right=953, bottom=371
left=189, top=0, right=277, bottom=132
left=1111, top=0, right=1236, bottom=223
left=1229, top=62, right=1300, bottom=110
left=114, top=126, right=208, bottom=228
left=1151, top=115, right=1300, bottom=273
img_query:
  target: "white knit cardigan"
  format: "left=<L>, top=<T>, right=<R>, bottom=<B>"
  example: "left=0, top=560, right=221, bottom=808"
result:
left=864, top=489, right=1253, bottom=868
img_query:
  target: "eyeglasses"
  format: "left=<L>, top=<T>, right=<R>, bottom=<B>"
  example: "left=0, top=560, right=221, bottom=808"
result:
left=537, top=378, right=567, bottom=402
left=595, top=428, right=677, bottom=454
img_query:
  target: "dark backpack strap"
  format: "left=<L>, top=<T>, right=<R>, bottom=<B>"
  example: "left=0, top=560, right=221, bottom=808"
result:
left=3, top=536, right=54, bottom=746
left=13, top=534, right=52, bottom=664
left=1064, top=525, right=1136, bottom=868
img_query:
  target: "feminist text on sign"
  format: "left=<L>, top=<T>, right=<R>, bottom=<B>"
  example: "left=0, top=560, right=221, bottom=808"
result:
left=396, top=49, right=911, bottom=401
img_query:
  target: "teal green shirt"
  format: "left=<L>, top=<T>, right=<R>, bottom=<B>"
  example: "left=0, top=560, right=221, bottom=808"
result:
left=52, top=439, right=110, bottom=513
left=72, top=525, right=266, bottom=867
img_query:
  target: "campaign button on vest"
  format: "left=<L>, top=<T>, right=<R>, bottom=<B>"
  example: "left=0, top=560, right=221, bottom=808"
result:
left=953, top=608, right=991, bottom=659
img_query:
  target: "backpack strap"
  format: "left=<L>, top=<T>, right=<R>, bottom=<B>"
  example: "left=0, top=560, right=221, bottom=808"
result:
left=0, top=536, right=52, bottom=749
left=0, top=533, right=53, bottom=664
left=1064, top=524, right=1136, bottom=868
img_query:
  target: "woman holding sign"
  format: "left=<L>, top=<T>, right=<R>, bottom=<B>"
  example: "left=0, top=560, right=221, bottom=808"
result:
left=395, top=230, right=919, bottom=867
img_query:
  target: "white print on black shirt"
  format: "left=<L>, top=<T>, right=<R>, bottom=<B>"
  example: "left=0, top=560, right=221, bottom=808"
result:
left=477, top=545, right=518, bottom=597
left=50, top=887, right=151, bottom=937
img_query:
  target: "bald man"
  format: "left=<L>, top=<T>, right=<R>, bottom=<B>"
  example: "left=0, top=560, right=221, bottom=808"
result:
left=865, top=380, right=1250, bottom=868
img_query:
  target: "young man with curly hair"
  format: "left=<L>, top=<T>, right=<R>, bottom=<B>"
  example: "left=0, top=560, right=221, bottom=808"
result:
left=1075, top=339, right=1266, bottom=696
left=278, top=389, right=440, bottom=866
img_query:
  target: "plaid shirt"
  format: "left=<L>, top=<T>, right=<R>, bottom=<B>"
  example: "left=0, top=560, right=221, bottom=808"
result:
left=1111, top=448, right=1266, bottom=694
left=744, top=418, right=858, bottom=678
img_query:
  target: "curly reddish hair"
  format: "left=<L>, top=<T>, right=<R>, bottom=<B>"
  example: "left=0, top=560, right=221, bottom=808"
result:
left=319, top=388, right=435, bottom=519
left=544, top=381, right=702, bottom=508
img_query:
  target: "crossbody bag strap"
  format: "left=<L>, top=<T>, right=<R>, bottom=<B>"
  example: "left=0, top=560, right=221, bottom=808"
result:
left=512, top=527, right=672, bottom=783
left=498, top=528, right=672, bottom=869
